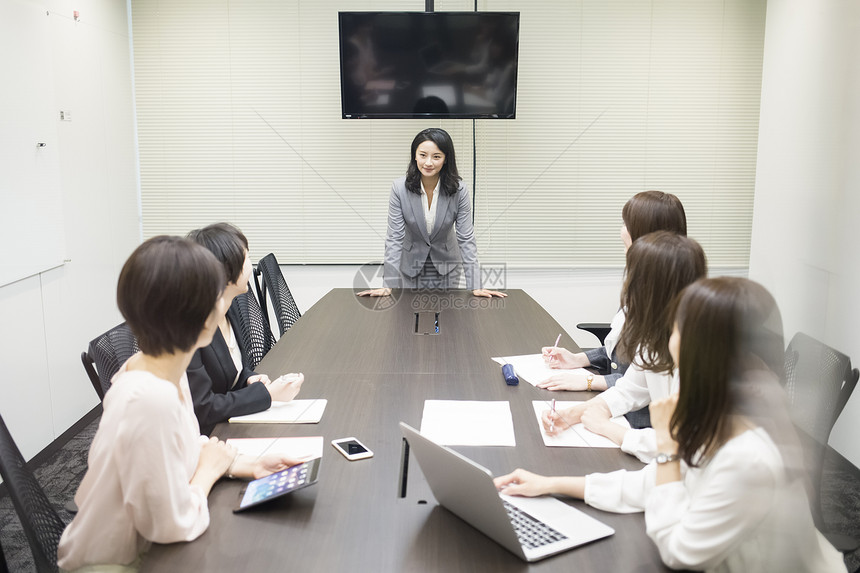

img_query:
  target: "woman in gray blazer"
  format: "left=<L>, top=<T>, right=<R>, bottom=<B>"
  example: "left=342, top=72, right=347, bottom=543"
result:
left=359, top=128, right=505, bottom=297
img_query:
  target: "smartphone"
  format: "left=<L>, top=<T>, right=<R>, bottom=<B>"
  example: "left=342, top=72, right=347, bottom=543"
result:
left=331, top=437, right=373, bottom=461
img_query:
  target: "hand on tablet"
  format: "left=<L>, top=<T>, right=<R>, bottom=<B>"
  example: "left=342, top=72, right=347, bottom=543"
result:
left=252, top=453, right=312, bottom=480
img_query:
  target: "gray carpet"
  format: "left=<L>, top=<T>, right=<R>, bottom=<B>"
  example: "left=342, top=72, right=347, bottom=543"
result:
left=2, top=416, right=859, bottom=572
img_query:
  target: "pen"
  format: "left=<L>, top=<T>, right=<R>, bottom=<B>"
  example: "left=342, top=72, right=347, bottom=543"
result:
left=549, top=333, right=561, bottom=363
left=550, top=398, right=556, bottom=433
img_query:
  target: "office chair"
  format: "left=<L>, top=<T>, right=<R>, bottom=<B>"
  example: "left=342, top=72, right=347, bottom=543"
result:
left=81, top=323, right=139, bottom=399
left=576, top=322, right=612, bottom=347
left=783, top=332, right=859, bottom=552
left=228, top=283, right=275, bottom=370
left=255, top=253, right=302, bottom=336
left=0, top=412, right=66, bottom=573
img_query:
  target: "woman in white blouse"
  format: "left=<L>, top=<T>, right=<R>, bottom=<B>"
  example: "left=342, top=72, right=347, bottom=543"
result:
left=357, top=128, right=505, bottom=298
left=495, top=277, right=845, bottom=572
left=540, top=189, right=687, bottom=394
left=58, top=237, right=305, bottom=572
left=542, top=231, right=706, bottom=462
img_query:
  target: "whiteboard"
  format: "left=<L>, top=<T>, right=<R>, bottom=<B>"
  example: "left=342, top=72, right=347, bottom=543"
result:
left=0, top=1, right=66, bottom=287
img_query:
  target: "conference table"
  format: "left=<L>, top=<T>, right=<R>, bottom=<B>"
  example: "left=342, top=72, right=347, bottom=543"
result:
left=142, top=289, right=670, bottom=572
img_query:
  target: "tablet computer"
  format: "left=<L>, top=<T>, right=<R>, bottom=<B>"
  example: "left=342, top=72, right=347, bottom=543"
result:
left=233, top=457, right=321, bottom=513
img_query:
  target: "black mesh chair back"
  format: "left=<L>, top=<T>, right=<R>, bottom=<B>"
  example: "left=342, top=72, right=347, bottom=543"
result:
left=783, top=332, right=859, bottom=529
left=80, top=351, right=104, bottom=401
left=229, top=283, right=275, bottom=370
left=256, top=253, right=301, bottom=336
left=0, top=412, right=66, bottom=573
left=84, top=323, right=140, bottom=398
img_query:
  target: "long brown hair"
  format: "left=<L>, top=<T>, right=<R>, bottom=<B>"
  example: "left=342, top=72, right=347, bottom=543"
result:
left=670, top=277, right=786, bottom=466
left=615, top=231, right=707, bottom=371
left=622, top=190, right=687, bottom=242
left=405, top=128, right=461, bottom=196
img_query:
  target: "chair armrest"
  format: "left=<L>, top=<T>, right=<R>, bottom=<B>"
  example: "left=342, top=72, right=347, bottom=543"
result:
left=576, top=322, right=612, bottom=347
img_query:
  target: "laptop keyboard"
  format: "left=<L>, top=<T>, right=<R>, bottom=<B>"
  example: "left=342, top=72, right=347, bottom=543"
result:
left=502, top=500, right=568, bottom=550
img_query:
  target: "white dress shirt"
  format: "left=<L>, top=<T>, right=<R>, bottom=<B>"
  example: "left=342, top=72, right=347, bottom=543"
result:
left=420, top=180, right=440, bottom=237
left=598, top=359, right=677, bottom=462
left=584, top=428, right=845, bottom=572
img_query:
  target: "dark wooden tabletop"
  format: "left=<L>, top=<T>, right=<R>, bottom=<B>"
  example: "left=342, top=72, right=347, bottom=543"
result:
left=141, top=289, right=668, bottom=572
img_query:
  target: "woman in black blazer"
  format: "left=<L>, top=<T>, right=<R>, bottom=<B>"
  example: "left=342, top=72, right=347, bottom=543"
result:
left=187, top=223, right=303, bottom=435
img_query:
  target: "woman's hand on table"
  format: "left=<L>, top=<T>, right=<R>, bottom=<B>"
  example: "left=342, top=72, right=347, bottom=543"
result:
left=247, top=374, right=271, bottom=385
left=537, top=372, right=590, bottom=391
left=472, top=289, right=507, bottom=298
left=541, top=403, right=586, bottom=436
left=357, top=288, right=392, bottom=297
left=265, top=373, right=304, bottom=402
left=542, top=347, right=591, bottom=370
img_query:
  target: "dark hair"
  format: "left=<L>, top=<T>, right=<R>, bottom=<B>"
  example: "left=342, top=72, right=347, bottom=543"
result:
left=405, top=128, right=461, bottom=196
left=117, top=236, right=225, bottom=356
left=622, top=191, right=687, bottom=242
left=186, top=223, right=249, bottom=284
left=670, top=277, right=785, bottom=467
left=615, top=231, right=707, bottom=371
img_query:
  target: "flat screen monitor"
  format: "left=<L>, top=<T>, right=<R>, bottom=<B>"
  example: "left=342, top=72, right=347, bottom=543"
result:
left=338, top=12, right=519, bottom=119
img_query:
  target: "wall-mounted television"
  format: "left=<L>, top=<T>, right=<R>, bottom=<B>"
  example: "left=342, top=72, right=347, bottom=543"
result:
left=338, top=12, right=519, bottom=119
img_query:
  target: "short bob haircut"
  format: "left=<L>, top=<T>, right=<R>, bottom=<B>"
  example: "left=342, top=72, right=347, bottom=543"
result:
left=670, top=277, right=785, bottom=466
left=187, top=223, right=249, bottom=285
left=117, top=236, right=225, bottom=356
left=622, top=190, right=687, bottom=243
left=405, top=128, right=462, bottom=196
left=615, top=231, right=707, bottom=372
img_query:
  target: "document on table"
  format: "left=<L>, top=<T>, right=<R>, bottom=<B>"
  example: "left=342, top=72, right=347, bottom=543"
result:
left=491, top=354, right=591, bottom=387
left=532, top=401, right=630, bottom=448
left=420, top=400, right=516, bottom=446
left=228, top=399, right=327, bottom=424
left=226, top=436, right=324, bottom=460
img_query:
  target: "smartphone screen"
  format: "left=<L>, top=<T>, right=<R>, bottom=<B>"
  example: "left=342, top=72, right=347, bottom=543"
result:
left=338, top=440, right=368, bottom=455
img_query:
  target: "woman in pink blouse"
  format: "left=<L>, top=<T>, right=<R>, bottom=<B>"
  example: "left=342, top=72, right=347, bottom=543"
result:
left=58, top=237, right=304, bottom=572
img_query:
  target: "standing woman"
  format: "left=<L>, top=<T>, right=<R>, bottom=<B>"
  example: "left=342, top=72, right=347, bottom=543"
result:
left=541, top=190, right=687, bottom=393
left=495, top=277, right=845, bottom=572
left=358, top=128, right=505, bottom=297
left=58, top=237, right=304, bottom=572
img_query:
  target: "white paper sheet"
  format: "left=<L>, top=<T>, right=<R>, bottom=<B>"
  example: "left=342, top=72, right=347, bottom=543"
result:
left=491, top=354, right=591, bottom=387
left=531, top=401, right=631, bottom=448
left=420, top=400, right=516, bottom=446
left=228, top=399, right=327, bottom=424
left=226, top=436, right=325, bottom=460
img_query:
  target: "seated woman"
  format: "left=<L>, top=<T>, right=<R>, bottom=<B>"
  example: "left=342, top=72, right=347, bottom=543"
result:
left=186, top=223, right=304, bottom=435
left=541, top=190, right=687, bottom=394
left=495, top=277, right=845, bottom=572
left=58, top=237, right=304, bottom=572
left=544, top=231, right=706, bottom=462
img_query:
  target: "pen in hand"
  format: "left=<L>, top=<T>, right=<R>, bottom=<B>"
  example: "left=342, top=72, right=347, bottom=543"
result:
left=549, top=398, right=556, bottom=433
left=548, top=333, right=561, bottom=364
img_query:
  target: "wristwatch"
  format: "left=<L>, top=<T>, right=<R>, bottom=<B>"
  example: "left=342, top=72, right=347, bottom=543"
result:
left=586, top=373, right=594, bottom=391
left=655, top=452, right=678, bottom=464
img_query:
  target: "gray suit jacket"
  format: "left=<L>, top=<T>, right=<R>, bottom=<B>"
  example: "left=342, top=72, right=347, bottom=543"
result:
left=383, top=176, right=480, bottom=289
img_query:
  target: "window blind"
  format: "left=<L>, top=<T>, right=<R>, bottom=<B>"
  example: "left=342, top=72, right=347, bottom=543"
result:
left=132, top=0, right=764, bottom=268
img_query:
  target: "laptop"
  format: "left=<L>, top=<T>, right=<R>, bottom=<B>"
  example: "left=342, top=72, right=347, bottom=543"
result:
left=400, top=422, right=614, bottom=562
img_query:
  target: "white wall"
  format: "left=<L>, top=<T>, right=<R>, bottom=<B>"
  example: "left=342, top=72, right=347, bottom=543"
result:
left=750, top=0, right=860, bottom=466
left=0, top=0, right=140, bottom=461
